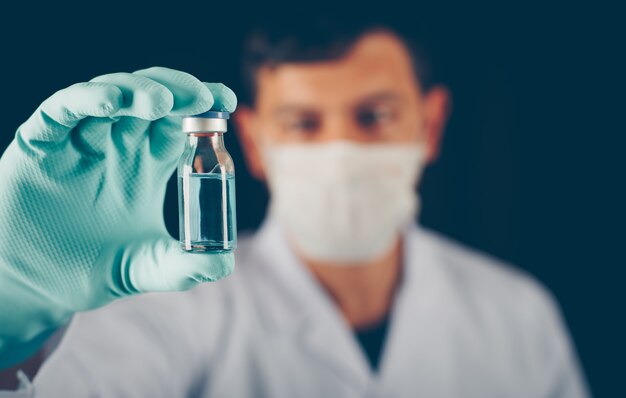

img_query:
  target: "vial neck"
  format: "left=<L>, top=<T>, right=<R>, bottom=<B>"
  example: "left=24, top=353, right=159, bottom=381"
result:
left=187, top=132, right=225, bottom=149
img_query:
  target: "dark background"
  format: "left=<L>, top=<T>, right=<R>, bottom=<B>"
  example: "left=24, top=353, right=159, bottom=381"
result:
left=0, top=1, right=622, bottom=396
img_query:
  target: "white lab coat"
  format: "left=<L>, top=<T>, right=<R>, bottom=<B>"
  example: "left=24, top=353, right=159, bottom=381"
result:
left=2, top=219, right=589, bottom=397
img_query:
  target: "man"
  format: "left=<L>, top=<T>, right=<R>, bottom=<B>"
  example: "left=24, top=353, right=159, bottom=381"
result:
left=0, top=19, right=588, bottom=397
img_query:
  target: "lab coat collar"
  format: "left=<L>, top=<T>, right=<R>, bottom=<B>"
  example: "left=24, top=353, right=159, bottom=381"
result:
left=376, top=223, right=456, bottom=394
left=249, top=218, right=371, bottom=387
left=248, top=217, right=450, bottom=390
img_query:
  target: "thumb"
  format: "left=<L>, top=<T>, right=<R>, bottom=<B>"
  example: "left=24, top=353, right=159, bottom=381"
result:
left=106, top=237, right=235, bottom=295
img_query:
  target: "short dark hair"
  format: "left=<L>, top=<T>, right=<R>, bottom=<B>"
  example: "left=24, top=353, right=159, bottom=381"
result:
left=241, top=13, right=434, bottom=106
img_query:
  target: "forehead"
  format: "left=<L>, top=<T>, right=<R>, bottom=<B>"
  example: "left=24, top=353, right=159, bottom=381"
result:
left=255, top=31, right=421, bottom=110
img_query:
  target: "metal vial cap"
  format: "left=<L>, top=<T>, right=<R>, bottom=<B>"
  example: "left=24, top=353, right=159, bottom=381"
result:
left=182, top=111, right=230, bottom=133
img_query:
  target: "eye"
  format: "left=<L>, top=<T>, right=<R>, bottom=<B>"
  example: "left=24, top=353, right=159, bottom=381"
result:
left=356, top=105, right=396, bottom=129
left=285, top=116, right=320, bottom=134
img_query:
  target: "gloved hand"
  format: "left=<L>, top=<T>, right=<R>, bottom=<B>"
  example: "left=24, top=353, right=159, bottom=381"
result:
left=0, top=67, right=237, bottom=368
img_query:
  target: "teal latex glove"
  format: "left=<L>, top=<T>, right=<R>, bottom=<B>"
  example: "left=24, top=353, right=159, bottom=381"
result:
left=0, top=67, right=238, bottom=368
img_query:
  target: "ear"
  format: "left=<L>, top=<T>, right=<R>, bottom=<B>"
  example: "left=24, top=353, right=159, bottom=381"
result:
left=422, top=85, right=452, bottom=163
left=233, top=105, right=267, bottom=180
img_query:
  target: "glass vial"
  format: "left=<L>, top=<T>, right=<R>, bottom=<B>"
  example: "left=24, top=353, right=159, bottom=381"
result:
left=178, top=111, right=236, bottom=253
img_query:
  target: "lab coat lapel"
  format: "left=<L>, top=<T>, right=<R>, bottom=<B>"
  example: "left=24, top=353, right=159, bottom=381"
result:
left=377, top=225, right=460, bottom=396
left=252, top=219, right=371, bottom=389
left=298, top=280, right=371, bottom=389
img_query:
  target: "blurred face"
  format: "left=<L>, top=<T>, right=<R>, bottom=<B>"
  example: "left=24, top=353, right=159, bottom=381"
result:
left=235, top=30, right=450, bottom=179
left=234, top=30, right=450, bottom=263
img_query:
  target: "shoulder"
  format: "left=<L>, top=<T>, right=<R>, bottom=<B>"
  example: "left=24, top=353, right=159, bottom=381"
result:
left=412, top=227, right=573, bottom=368
left=414, top=226, right=562, bottom=328
left=410, top=227, right=587, bottom=396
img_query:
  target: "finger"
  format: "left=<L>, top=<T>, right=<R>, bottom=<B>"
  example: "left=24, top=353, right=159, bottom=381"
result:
left=149, top=115, right=185, bottom=163
left=146, top=81, right=238, bottom=165
left=109, top=117, right=152, bottom=154
left=203, top=82, right=237, bottom=113
left=90, top=72, right=174, bottom=120
left=133, top=67, right=214, bottom=116
left=72, top=117, right=114, bottom=157
left=113, top=237, right=235, bottom=294
left=18, top=82, right=123, bottom=144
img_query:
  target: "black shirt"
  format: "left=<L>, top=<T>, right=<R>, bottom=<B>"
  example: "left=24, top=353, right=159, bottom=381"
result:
left=354, top=314, right=391, bottom=371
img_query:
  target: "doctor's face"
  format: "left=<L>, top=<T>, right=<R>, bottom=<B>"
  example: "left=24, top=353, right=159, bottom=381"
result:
left=235, top=30, right=450, bottom=180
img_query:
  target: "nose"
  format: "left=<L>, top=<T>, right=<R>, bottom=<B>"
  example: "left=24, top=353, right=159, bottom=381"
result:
left=320, top=112, right=366, bottom=142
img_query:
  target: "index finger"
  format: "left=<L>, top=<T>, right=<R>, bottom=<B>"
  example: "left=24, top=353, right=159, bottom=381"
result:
left=18, top=82, right=123, bottom=144
left=133, top=67, right=215, bottom=116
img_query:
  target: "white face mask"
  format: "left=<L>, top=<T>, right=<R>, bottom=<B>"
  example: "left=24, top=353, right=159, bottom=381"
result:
left=263, top=140, right=426, bottom=264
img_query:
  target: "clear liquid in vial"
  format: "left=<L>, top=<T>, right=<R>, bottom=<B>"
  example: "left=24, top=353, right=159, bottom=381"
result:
left=178, top=173, right=236, bottom=252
